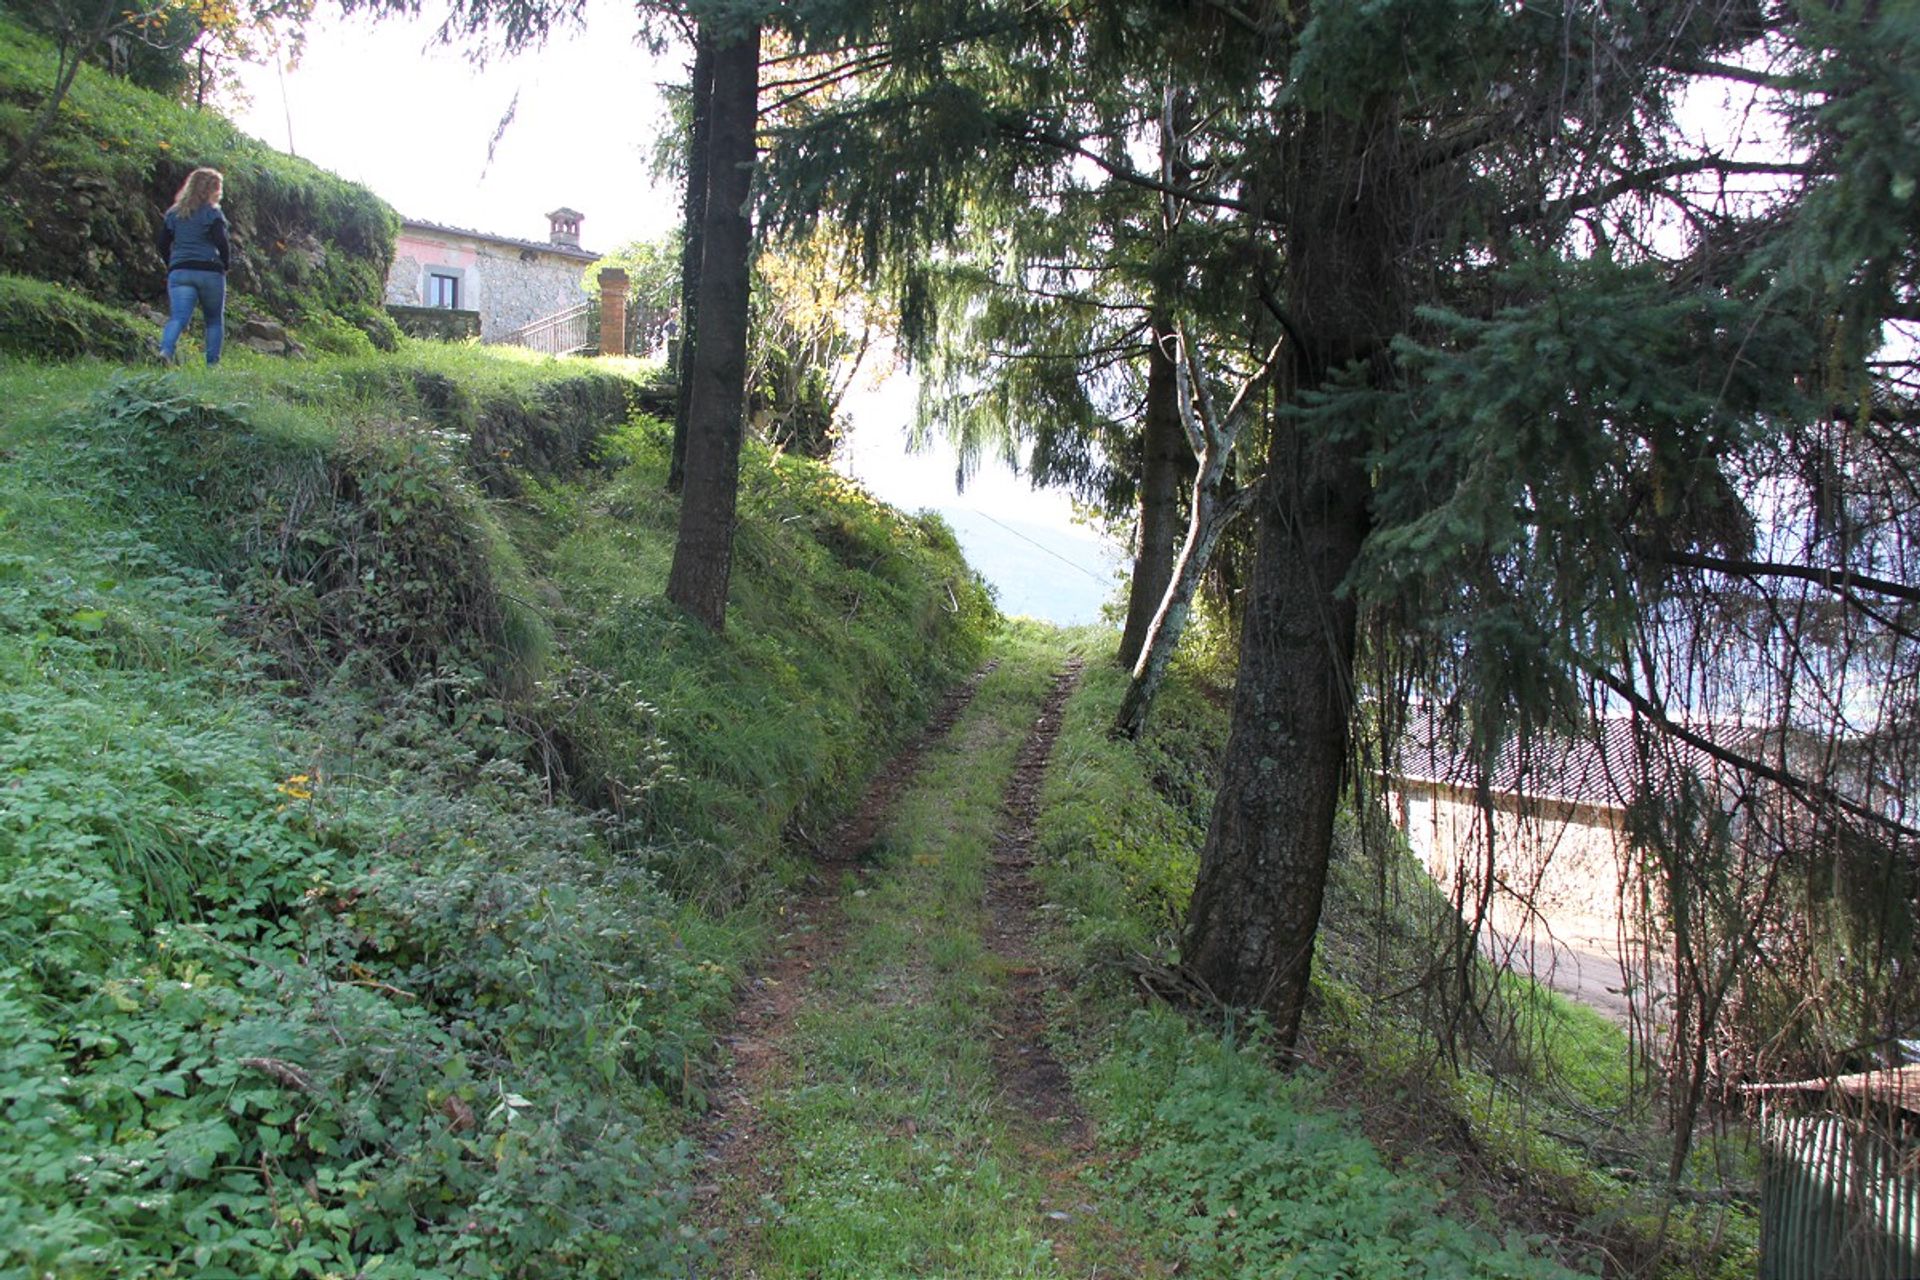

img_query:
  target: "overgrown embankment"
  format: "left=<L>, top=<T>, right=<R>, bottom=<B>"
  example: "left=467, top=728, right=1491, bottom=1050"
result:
left=0, top=15, right=400, bottom=354
left=1032, top=654, right=1759, bottom=1280
left=0, top=344, right=990, bottom=1277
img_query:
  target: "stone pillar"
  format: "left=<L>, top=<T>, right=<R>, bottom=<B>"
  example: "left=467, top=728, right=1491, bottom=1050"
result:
left=597, top=267, right=629, bottom=357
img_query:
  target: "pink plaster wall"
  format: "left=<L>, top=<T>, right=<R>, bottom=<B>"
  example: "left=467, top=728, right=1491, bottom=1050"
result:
left=394, top=230, right=480, bottom=269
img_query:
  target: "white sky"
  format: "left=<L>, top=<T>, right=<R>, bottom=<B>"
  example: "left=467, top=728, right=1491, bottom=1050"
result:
left=232, top=0, right=684, bottom=250
left=228, top=7, right=1124, bottom=624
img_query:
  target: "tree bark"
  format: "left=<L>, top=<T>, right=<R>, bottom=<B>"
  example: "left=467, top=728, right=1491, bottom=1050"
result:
left=1117, top=316, right=1188, bottom=669
left=1178, top=417, right=1369, bottom=1040
left=665, top=22, right=758, bottom=631
left=1179, top=111, right=1400, bottom=1045
left=1113, top=469, right=1259, bottom=740
left=1115, top=318, right=1276, bottom=739
left=668, top=31, right=716, bottom=495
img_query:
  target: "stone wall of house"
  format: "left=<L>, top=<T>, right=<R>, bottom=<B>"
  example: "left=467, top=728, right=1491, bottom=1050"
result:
left=1391, top=782, right=1637, bottom=953
left=384, top=253, right=428, bottom=306
left=385, top=229, right=590, bottom=343
left=467, top=246, right=588, bottom=341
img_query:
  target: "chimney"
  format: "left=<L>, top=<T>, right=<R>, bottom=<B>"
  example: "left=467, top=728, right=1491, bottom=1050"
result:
left=547, top=207, right=583, bottom=248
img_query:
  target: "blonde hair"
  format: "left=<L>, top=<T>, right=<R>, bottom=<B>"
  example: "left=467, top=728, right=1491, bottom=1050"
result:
left=169, top=167, right=224, bottom=216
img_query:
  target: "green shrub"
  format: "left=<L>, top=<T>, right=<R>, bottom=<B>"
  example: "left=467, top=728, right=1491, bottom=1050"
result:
left=350, top=303, right=404, bottom=352
left=0, top=272, right=148, bottom=360
left=0, top=528, right=722, bottom=1276
left=295, top=309, right=378, bottom=357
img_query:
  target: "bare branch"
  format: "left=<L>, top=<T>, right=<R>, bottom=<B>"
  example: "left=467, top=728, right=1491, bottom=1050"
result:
left=1222, top=335, right=1286, bottom=429
left=1167, top=329, right=1208, bottom=458
left=1633, top=542, right=1920, bottom=605
left=1178, top=325, right=1226, bottom=448
left=1219, top=474, right=1265, bottom=522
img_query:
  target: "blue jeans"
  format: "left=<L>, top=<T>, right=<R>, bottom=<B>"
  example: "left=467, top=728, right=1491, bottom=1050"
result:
left=161, top=269, right=225, bottom=365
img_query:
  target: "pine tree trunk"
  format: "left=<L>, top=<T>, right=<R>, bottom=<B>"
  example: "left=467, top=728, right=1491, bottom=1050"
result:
left=665, top=24, right=758, bottom=631
left=668, top=32, right=716, bottom=495
left=1118, top=317, right=1187, bottom=669
left=1179, top=112, right=1398, bottom=1045
left=1178, top=416, right=1368, bottom=1040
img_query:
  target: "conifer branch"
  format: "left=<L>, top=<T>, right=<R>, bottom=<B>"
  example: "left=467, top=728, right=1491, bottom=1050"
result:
left=1194, top=0, right=1283, bottom=36
left=759, top=48, right=895, bottom=108
left=1586, top=666, right=1920, bottom=843
left=1010, top=284, right=1147, bottom=310
left=1008, top=123, right=1254, bottom=214
left=1410, top=116, right=1509, bottom=172
left=1503, top=158, right=1817, bottom=229
left=1666, top=57, right=1805, bottom=92
left=1632, top=542, right=1920, bottom=605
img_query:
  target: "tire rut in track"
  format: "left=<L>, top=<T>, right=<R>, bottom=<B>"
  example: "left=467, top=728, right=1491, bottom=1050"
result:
left=690, top=660, right=997, bottom=1274
left=981, top=658, right=1107, bottom=1263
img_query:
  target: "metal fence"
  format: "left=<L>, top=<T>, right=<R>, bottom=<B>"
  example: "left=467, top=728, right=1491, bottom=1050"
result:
left=499, top=302, right=593, bottom=356
left=1761, top=1101, right=1920, bottom=1280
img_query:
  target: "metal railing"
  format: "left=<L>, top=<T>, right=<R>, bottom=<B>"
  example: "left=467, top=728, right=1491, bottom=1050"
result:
left=1760, top=1099, right=1920, bottom=1280
left=499, top=301, right=593, bottom=356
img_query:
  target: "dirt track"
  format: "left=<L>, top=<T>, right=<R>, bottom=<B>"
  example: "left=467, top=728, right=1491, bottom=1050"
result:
left=981, top=658, right=1086, bottom=1138
left=689, top=662, right=996, bottom=1273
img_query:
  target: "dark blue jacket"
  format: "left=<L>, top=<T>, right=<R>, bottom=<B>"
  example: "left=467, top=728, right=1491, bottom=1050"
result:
left=159, top=205, right=230, bottom=274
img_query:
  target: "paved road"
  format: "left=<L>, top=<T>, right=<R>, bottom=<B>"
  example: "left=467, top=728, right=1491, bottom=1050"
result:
left=1487, top=925, right=1666, bottom=1026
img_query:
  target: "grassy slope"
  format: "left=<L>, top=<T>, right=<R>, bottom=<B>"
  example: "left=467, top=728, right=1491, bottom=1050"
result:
left=0, top=17, right=400, bottom=352
left=1032, top=654, right=1759, bottom=1280
left=0, top=342, right=989, bottom=1278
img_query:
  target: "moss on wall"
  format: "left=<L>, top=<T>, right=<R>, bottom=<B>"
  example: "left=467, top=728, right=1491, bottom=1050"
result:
left=0, top=273, right=149, bottom=360
left=389, top=304, right=483, bottom=342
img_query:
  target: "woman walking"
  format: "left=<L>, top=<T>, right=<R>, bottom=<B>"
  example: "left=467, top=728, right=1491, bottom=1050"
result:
left=157, top=167, right=229, bottom=366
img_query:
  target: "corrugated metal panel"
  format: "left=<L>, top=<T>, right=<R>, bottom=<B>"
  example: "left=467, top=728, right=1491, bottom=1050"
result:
left=1761, top=1102, right=1920, bottom=1280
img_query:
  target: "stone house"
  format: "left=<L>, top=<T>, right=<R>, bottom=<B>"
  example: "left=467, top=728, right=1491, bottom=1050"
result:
left=384, top=208, right=597, bottom=342
left=1386, top=706, right=1650, bottom=1014
left=1390, top=707, right=1640, bottom=931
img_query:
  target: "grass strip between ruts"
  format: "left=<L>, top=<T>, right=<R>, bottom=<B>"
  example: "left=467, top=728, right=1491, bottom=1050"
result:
left=734, top=626, right=1119, bottom=1279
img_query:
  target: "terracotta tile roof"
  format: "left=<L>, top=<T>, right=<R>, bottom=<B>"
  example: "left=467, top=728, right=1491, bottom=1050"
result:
left=1390, top=703, right=1639, bottom=810
left=399, top=217, right=599, bottom=262
left=1388, top=701, right=1784, bottom=811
